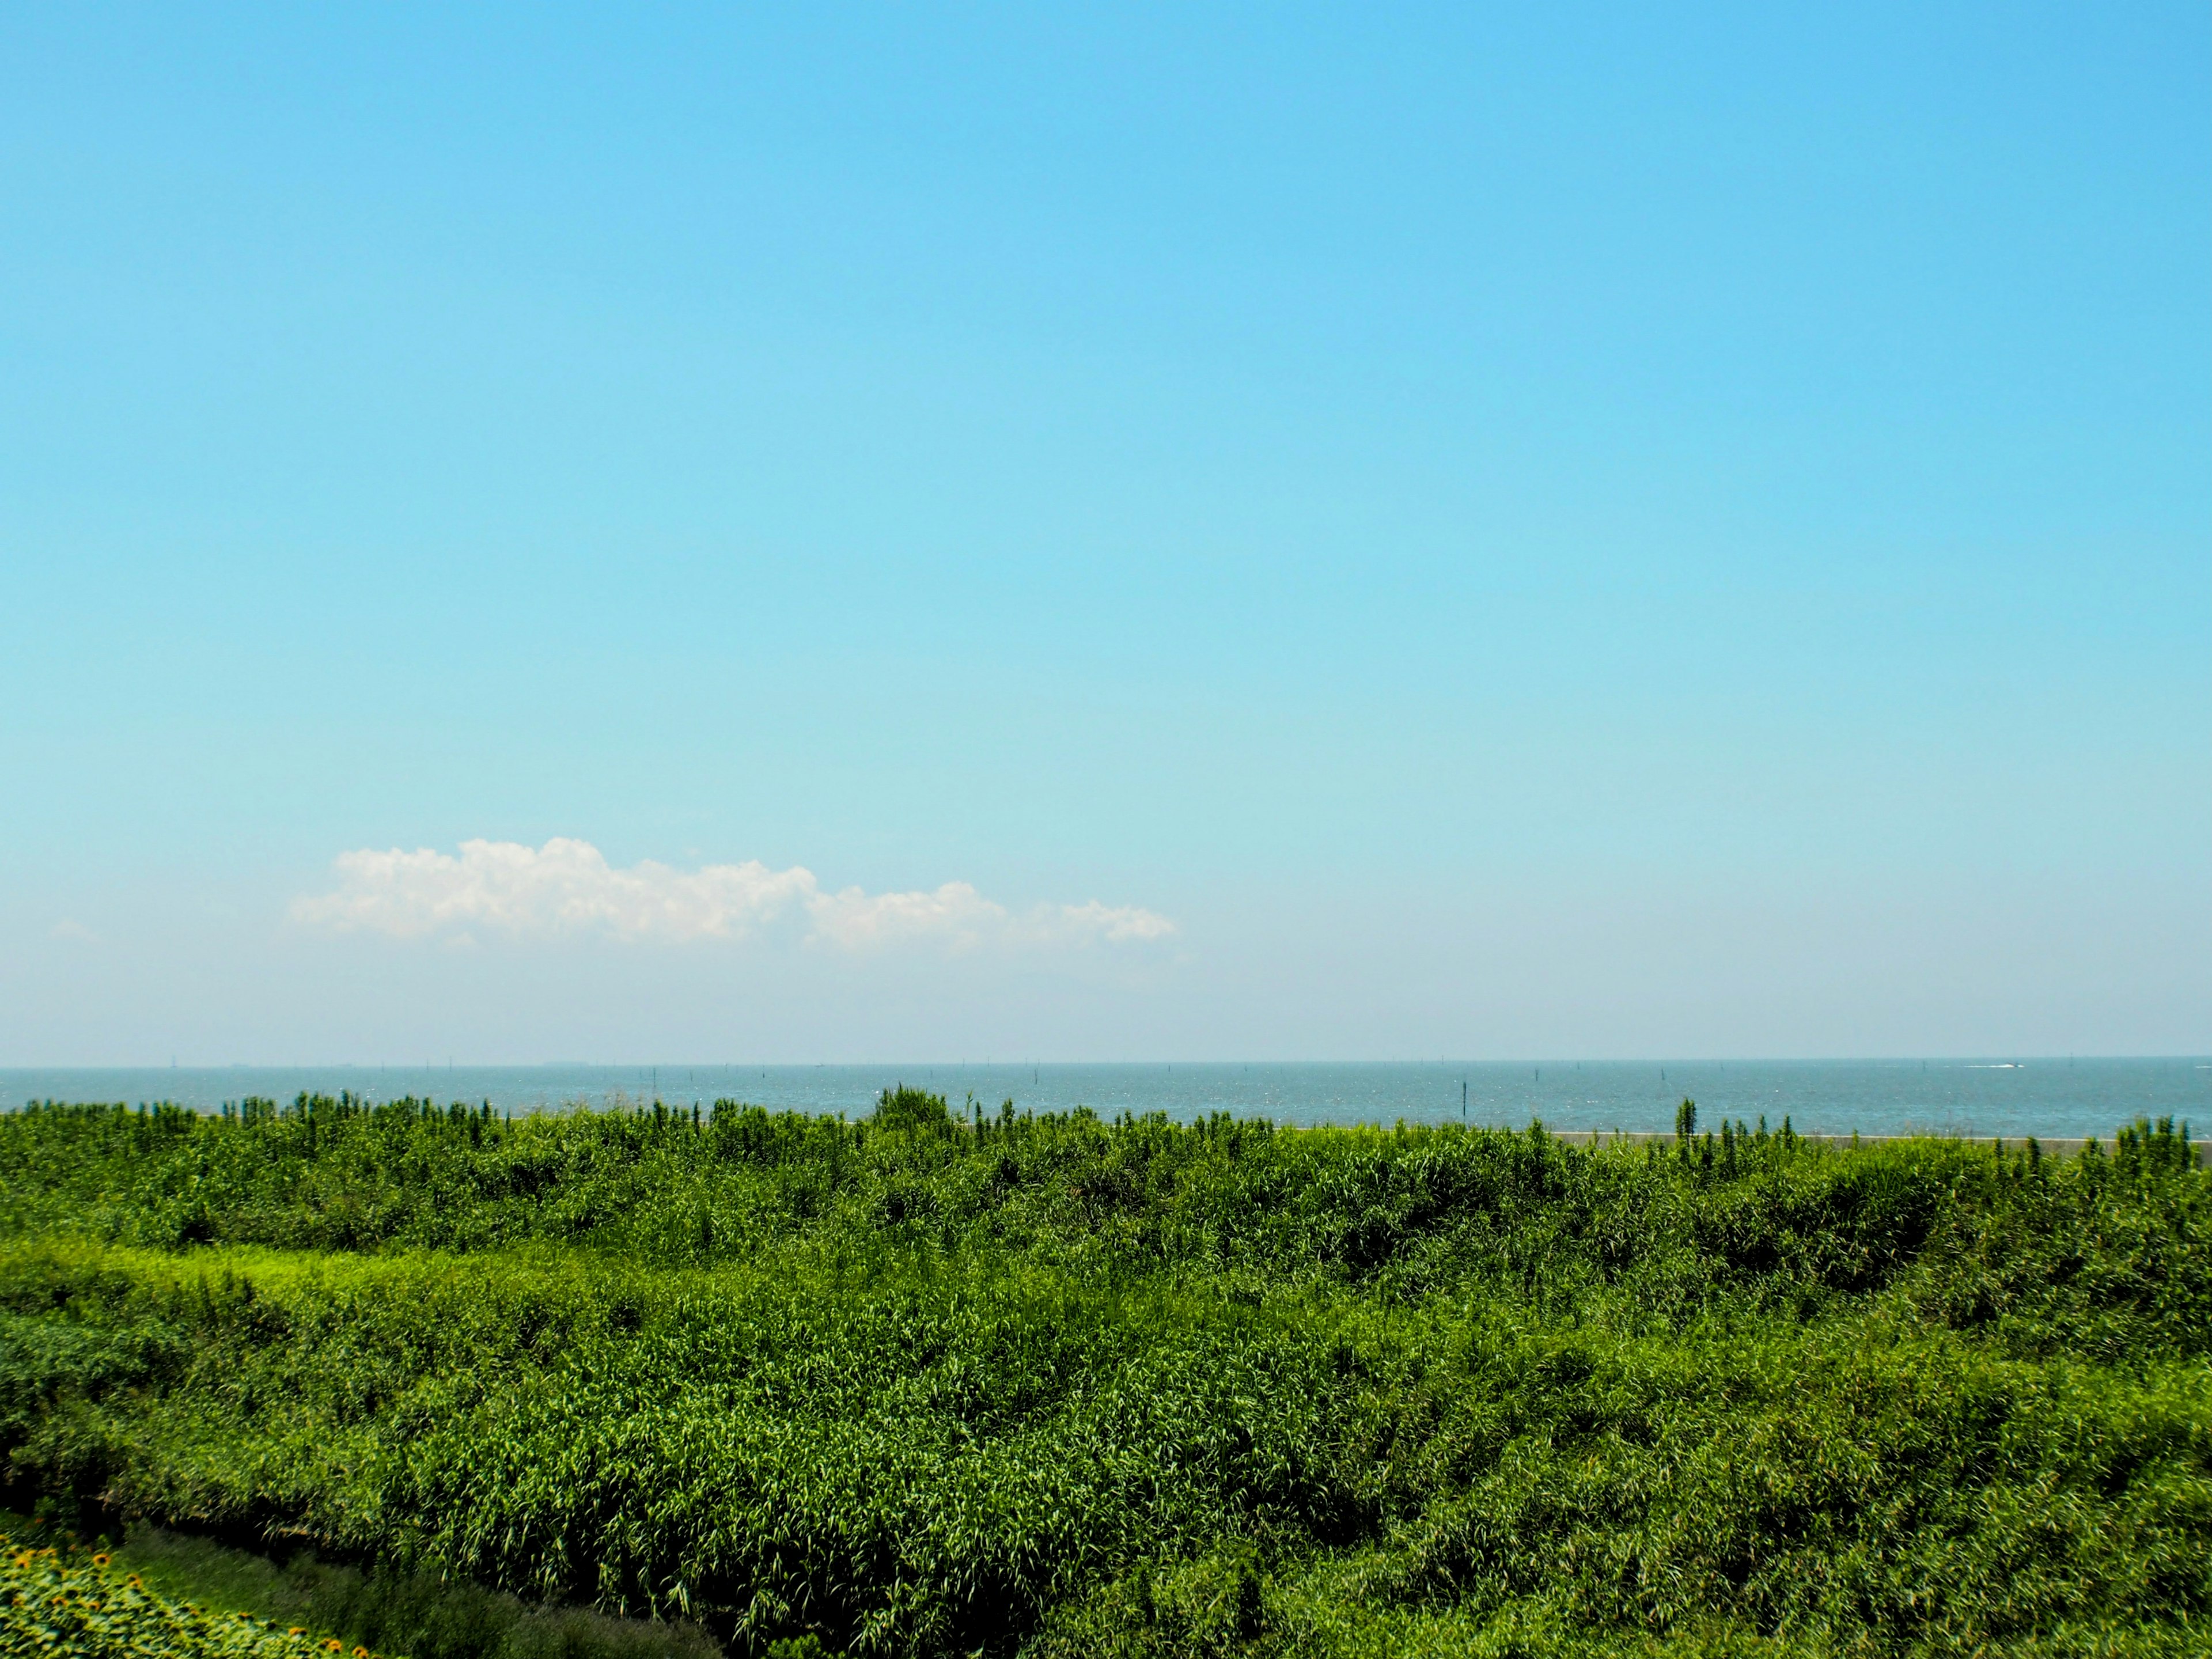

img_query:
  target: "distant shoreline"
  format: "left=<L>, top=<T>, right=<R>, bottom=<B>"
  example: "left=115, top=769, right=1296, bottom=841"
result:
left=4, top=1057, right=2203, bottom=1146
left=1542, top=1127, right=2207, bottom=1165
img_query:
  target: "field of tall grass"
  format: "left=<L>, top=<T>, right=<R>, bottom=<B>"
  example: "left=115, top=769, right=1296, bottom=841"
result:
left=1, top=1089, right=2205, bottom=1656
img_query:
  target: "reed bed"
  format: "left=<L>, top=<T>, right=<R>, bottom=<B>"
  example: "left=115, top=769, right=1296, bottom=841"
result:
left=1, top=1090, right=2204, bottom=1656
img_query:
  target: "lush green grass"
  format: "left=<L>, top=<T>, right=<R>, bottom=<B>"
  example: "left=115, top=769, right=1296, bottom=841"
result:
left=1, top=1091, right=2205, bottom=1656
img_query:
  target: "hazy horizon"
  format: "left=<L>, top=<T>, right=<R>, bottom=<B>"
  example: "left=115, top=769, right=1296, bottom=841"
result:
left=9, top=1054, right=2207, bottom=1069
left=11, top=1056, right=2204, bottom=1145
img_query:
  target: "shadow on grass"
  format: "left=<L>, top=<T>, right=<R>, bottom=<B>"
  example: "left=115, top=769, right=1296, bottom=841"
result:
left=69, top=1516, right=728, bottom=1659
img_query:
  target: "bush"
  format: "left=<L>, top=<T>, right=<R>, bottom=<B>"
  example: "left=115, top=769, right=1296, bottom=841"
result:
left=0, top=1097, right=2205, bottom=1656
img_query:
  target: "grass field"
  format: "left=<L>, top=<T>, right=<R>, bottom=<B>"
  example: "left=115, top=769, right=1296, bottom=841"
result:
left=1, top=1090, right=2205, bottom=1656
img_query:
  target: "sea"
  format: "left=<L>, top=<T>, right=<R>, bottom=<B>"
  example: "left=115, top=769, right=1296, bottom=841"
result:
left=3, top=1059, right=2206, bottom=1142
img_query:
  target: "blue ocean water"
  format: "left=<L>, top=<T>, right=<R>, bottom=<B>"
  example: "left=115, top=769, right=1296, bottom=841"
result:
left=3, top=1059, right=2205, bottom=1141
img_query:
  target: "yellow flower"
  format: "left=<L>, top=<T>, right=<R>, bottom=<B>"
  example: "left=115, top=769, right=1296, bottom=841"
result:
left=126, top=1574, right=143, bottom=1587
left=91, top=1554, right=111, bottom=1567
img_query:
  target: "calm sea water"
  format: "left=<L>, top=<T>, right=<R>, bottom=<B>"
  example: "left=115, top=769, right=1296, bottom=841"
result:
left=4, top=1060, right=2206, bottom=1141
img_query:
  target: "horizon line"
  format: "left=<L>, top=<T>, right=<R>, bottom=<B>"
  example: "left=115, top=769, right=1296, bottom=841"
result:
left=3, top=1055, right=2207, bottom=1070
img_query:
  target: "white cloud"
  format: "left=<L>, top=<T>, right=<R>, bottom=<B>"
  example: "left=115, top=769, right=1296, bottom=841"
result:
left=1051, top=899, right=1180, bottom=944
left=291, top=838, right=1175, bottom=954
left=292, top=839, right=813, bottom=942
left=50, top=918, right=100, bottom=944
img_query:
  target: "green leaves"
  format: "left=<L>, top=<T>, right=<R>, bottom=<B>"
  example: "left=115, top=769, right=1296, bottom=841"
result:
left=1, top=1104, right=2207, bottom=1656
left=2, top=1533, right=368, bottom=1658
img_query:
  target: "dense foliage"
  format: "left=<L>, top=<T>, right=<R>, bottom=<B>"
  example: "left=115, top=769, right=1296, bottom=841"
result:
left=1, top=1092, right=2206, bottom=1657
left=2, top=1528, right=376, bottom=1657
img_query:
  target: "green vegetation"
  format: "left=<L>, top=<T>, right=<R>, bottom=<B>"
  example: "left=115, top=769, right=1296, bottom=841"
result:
left=2, top=1527, right=373, bottom=1657
left=1, top=1091, right=2206, bottom=1657
left=0, top=1514, right=721, bottom=1659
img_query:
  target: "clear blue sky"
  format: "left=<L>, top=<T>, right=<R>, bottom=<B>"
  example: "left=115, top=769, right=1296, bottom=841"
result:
left=3, top=3, right=2206, bottom=1063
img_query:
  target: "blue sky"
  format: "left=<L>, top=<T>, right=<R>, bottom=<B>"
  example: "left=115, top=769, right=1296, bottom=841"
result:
left=3, top=3, right=2206, bottom=1062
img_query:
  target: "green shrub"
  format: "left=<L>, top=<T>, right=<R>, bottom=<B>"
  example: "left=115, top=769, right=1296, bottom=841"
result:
left=0, top=1097, right=2205, bottom=1656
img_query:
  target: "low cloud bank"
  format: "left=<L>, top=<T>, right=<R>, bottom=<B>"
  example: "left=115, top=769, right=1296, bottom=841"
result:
left=291, top=838, right=1175, bottom=952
